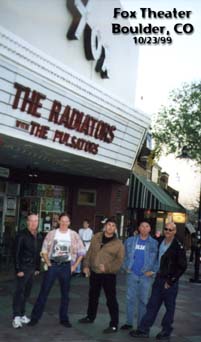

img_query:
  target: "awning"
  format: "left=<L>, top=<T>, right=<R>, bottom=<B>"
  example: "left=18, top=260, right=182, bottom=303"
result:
left=128, top=173, right=185, bottom=213
left=185, top=222, right=196, bottom=234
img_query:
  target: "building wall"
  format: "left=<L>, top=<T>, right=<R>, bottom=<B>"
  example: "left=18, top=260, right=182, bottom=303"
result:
left=133, top=163, right=147, bottom=178
left=69, top=180, right=128, bottom=230
left=109, top=183, right=128, bottom=215
left=69, top=178, right=112, bottom=229
left=0, top=0, right=139, bottom=105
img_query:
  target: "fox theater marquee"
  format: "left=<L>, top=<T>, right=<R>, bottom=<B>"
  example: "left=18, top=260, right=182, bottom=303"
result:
left=0, top=0, right=150, bottom=235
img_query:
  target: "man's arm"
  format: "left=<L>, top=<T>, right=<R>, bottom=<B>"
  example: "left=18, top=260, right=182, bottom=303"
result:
left=83, top=235, right=95, bottom=277
left=35, top=237, right=43, bottom=271
left=41, top=252, right=52, bottom=267
left=14, top=233, right=24, bottom=275
left=145, top=239, right=159, bottom=275
left=83, top=244, right=92, bottom=269
left=41, top=232, right=52, bottom=267
left=71, top=255, right=83, bottom=273
left=166, top=243, right=187, bottom=286
left=122, top=238, right=131, bottom=271
left=83, top=235, right=96, bottom=269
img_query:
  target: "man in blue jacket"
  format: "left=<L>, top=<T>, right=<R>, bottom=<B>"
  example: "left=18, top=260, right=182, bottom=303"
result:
left=121, top=221, right=158, bottom=331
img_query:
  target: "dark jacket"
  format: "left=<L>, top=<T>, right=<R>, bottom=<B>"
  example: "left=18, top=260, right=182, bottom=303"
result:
left=14, top=229, right=43, bottom=273
left=158, top=237, right=187, bottom=286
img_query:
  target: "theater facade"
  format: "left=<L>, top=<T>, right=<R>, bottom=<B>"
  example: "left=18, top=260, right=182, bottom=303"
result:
left=0, top=0, right=150, bottom=240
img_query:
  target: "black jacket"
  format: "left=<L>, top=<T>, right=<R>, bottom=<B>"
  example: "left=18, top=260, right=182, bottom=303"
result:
left=14, top=229, right=43, bottom=273
left=158, top=237, right=187, bottom=286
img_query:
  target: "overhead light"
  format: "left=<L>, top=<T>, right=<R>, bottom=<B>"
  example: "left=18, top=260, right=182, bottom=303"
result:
left=27, top=166, right=39, bottom=178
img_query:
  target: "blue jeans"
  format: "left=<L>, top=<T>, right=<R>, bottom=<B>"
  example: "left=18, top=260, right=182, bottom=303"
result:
left=31, top=262, right=71, bottom=322
left=126, top=272, right=153, bottom=327
left=139, top=275, right=179, bottom=335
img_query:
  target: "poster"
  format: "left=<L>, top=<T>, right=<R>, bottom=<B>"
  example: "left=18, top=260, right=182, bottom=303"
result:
left=6, top=197, right=17, bottom=216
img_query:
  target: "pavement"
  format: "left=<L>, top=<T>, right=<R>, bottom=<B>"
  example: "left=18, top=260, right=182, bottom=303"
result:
left=0, top=262, right=201, bottom=342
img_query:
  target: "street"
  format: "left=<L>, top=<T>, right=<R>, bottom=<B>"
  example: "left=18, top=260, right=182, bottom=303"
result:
left=0, top=263, right=201, bottom=342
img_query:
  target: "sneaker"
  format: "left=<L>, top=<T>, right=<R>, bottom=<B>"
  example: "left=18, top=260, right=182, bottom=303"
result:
left=27, top=319, right=38, bottom=327
left=103, top=326, right=118, bottom=333
left=156, top=331, right=170, bottom=340
left=12, top=316, right=22, bottom=329
left=129, top=329, right=149, bottom=338
left=120, top=324, right=133, bottom=330
left=78, top=316, right=94, bottom=323
left=20, top=315, right=30, bottom=324
left=60, top=321, right=72, bottom=328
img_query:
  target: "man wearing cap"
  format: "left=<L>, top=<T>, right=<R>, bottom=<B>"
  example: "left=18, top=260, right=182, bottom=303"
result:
left=130, top=222, right=187, bottom=340
left=78, top=218, right=124, bottom=333
left=121, top=221, right=158, bottom=332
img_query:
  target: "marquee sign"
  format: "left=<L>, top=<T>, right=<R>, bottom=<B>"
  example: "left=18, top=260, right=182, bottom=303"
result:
left=12, top=82, right=116, bottom=155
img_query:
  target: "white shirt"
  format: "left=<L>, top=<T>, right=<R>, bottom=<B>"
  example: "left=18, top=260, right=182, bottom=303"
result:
left=78, top=228, right=93, bottom=251
left=51, top=229, right=71, bottom=262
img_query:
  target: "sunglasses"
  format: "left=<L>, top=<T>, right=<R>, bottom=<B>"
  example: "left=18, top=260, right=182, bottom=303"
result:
left=164, top=228, right=174, bottom=232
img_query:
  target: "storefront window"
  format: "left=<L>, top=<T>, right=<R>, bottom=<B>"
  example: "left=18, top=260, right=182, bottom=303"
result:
left=0, top=181, right=6, bottom=193
left=156, top=217, right=164, bottom=234
left=78, top=189, right=96, bottom=206
left=19, top=183, right=66, bottom=232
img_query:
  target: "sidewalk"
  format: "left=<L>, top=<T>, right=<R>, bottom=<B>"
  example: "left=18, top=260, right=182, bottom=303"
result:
left=0, top=263, right=201, bottom=342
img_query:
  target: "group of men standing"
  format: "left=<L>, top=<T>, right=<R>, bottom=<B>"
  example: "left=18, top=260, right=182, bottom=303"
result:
left=12, top=213, right=187, bottom=340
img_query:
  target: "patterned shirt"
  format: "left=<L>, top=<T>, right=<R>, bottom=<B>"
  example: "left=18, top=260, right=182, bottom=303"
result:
left=41, top=228, right=85, bottom=265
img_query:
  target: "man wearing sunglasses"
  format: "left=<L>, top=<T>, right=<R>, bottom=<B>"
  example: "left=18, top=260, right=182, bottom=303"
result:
left=130, top=222, right=187, bottom=340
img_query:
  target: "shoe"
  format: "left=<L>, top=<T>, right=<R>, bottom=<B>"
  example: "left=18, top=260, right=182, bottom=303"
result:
left=60, top=321, right=72, bottom=328
left=156, top=331, right=170, bottom=340
left=129, top=329, right=149, bottom=338
left=120, top=324, right=133, bottom=330
left=12, top=316, right=22, bottom=329
left=103, top=326, right=118, bottom=333
left=78, top=316, right=94, bottom=323
left=27, top=319, right=38, bottom=327
left=20, top=315, right=30, bottom=324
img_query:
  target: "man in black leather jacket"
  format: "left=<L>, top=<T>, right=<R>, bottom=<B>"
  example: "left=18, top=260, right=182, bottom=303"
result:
left=12, top=213, right=43, bottom=329
left=130, top=222, right=187, bottom=340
